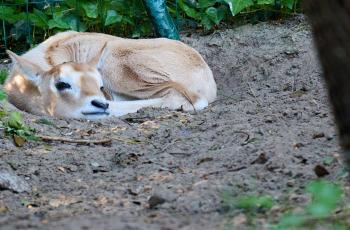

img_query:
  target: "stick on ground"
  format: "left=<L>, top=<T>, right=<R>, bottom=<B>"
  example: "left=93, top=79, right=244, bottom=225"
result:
left=38, top=135, right=112, bottom=145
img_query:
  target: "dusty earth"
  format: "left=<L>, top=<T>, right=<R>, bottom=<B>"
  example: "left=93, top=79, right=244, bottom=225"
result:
left=0, top=16, right=349, bottom=229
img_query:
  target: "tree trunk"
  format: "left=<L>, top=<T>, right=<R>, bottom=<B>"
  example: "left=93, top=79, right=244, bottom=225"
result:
left=304, top=0, right=350, bottom=167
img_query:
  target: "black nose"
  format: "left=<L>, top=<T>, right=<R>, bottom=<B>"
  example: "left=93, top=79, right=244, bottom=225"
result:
left=91, top=100, right=109, bottom=110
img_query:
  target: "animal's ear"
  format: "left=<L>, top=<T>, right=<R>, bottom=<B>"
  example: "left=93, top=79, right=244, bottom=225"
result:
left=7, top=50, right=44, bottom=85
left=88, top=43, right=107, bottom=69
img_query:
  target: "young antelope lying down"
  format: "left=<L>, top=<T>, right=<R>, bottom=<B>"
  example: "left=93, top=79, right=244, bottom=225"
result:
left=4, top=31, right=217, bottom=120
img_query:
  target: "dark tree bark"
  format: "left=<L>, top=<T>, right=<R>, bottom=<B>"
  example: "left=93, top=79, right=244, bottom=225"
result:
left=304, top=0, right=350, bottom=167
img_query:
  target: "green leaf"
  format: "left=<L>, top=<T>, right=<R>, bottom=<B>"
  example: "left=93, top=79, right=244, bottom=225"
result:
left=48, top=11, right=70, bottom=29
left=306, top=180, right=342, bottom=203
left=236, top=195, right=274, bottom=210
left=0, top=69, right=7, bottom=85
left=104, top=10, right=122, bottom=26
left=257, top=0, right=275, bottom=5
left=29, top=9, right=49, bottom=28
left=307, top=202, right=336, bottom=218
left=199, top=0, right=216, bottom=8
left=82, top=2, right=98, bottom=19
left=0, top=6, right=14, bottom=22
left=8, top=112, right=23, bottom=130
left=224, top=0, right=254, bottom=16
left=48, top=19, right=69, bottom=29
left=281, top=0, right=295, bottom=10
left=0, top=6, right=25, bottom=24
left=275, top=213, right=306, bottom=229
left=0, top=90, right=6, bottom=101
left=306, top=180, right=342, bottom=218
left=333, top=223, right=348, bottom=230
left=63, top=14, right=87, bottom=32
left=185, top=0, right=198, bottom=8
left=201, top=14, right=214, bottom=30
left=205, top=7, right=224, bottom=25
left=178, top=1, right=201, bottom=20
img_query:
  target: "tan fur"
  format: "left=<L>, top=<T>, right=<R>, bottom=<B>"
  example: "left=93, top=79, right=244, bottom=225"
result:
left=5, top=31, right=217, bottom=119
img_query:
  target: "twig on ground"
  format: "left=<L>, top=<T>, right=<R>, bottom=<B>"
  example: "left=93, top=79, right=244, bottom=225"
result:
left=38, top=135, right=112, bottom=145
left=247, top=82, right=262, bottom=106
left=155, top=138, right=182, bottom=154
left=201, top=166, right=247, bottom=178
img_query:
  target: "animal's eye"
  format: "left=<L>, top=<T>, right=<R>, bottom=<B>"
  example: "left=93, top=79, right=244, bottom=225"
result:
left=55, top=82, right=71, bottom=91
left=100, top=86, right=104, bottom=91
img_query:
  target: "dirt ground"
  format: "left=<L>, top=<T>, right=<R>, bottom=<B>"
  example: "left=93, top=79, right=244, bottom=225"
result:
left=0, top=16, right=349, bottom=229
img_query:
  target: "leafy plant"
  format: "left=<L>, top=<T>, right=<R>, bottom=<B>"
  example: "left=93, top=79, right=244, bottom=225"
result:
left=221, top=180, right=350, bottom=229
left=2, top=111, right=37, bottom=141
left=0, top=90, right=6, bottom=101
left=273, top=180, right=348, bottom=230
left=222, top=193, right=275, bottom=213
left=177, top=0, right=228, bottom=30
left=176, top=0, right=299, bottom=30
left=0, top=69, right=8, bottom=85
left=222, top=190, right=275, bottom=226
left=0, top=92, right=37, bottom=143
left=0, top=0, right=301, bottom=50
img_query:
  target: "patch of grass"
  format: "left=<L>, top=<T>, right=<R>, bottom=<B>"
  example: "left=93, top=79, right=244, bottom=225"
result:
left=222, top=180, right=350, bottom=229
left=0, top=69, right=8, bottom=85
left=0, top=91, right=37, bottom=143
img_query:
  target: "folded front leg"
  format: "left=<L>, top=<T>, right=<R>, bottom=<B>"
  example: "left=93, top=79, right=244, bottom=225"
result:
left=108, top=98, right=164, bottom=117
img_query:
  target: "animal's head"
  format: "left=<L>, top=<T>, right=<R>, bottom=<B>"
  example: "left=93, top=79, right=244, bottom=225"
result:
left=6, top=50, right=111, bottom=120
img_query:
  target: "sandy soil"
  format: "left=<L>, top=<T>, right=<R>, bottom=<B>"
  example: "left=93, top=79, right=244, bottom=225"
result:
left=0, top=16, right=348, bottom=229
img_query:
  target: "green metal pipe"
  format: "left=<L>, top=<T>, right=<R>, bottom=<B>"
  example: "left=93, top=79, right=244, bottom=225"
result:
left=142, top=0, right=180, bottom=40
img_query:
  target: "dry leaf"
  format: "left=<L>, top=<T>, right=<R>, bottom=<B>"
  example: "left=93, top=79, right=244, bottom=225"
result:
left=0, top=201, right=8, bottom=214
left=13, top=135, right=26, bottom=147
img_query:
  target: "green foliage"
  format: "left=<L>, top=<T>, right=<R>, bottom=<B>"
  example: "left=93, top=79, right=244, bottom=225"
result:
left=222, top=191, right=275, bottom=225
left=0, top=69, right=8, bottom=85
left=306, top=180, right=342, bottom=218
left=273, top=180, right=347, bottom=229
left=0, top=0, right=301, bottom=46
left=225, top=0, right=254, bottom=16
left=176, top=0, right=299, bottom=30
left=0, top=90, right=6, bottom=101
left=222, top=180, right=350, bottom=229
left=0, top=91, right=37, bottom=141
left=236, top=195, right=274, bottom=211
left=2, top=111, right=37, bottom=141
left=0, top=0, right=153, bottom=39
